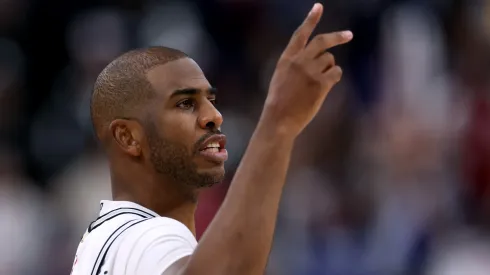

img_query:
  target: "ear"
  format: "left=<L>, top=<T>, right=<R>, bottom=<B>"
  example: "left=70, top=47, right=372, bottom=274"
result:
left=109, top=119, right=145, bottom=157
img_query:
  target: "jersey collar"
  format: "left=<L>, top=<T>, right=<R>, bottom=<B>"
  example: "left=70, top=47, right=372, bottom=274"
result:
left=99, top=200, right=160, bottom=217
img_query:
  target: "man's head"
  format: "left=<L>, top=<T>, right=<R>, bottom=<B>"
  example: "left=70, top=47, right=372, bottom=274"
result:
left=91, top=46, right=227, bottom=190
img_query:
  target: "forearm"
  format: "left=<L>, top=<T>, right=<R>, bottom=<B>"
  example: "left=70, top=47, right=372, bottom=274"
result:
left=183, top=119, right=295, bottom=275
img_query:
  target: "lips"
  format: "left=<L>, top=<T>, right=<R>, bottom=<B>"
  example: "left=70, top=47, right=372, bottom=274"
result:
left=198, top=134, right=228, bottom=163
left=198, top=134, right=227, bottom=151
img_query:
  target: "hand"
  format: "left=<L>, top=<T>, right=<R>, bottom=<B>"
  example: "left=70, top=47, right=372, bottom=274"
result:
left=261, top=3, right=353, bottom=138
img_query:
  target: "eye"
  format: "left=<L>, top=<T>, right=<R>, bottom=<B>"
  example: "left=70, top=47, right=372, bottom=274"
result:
left=209, top=98, right=217, bottom=106
left=176, top=99, right=195, bottom=110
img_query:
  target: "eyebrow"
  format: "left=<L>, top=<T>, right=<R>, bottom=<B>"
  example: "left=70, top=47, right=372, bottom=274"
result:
left=170, top=87, right=217, bottom=98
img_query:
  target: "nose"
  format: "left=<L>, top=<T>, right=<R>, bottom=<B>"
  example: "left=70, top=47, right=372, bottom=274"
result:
left=198, top=101, right=223, bottom=130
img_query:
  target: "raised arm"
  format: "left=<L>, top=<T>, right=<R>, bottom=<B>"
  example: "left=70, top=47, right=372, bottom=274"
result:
left=165, top=3, right=353, bottom=275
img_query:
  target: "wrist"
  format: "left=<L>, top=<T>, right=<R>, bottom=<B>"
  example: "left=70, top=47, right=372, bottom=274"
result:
left=255, top=116, right=297, bottom=145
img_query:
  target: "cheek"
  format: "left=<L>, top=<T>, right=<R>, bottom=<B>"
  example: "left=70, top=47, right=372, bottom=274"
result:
left=161, top=115, right=199, bottom=152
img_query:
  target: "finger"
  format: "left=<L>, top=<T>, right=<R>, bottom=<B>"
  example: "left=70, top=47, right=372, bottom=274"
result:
left=322, top=65, right=343, bottom=87
left=305, top=31, right=353, bottom=59
left=282, top=3, right=323, bottom=58
left=314, top=52, right=335, bottom=73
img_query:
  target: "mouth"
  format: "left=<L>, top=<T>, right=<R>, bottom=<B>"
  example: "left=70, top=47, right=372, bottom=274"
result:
left=198, top=134, right=228, bottom=163
left=199, top=134, right=227, bottom=152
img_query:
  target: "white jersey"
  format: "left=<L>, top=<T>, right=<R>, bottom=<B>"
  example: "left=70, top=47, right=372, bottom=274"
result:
left=71, top=200, right=197, bottom=275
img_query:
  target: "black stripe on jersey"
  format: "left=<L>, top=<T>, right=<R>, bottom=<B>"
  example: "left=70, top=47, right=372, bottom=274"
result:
left=89, top=207, right=157, bottom=232
left=91, top=218, right=150, bottom=275
left=89, top=212, right=146, bottom=232
left=95, top=207, right=157, bottom=222
left=90, top=219, right=134, bottom=275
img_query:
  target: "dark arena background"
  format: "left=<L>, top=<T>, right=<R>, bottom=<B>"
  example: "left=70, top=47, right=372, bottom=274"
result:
left=1, top=0, right=490, bottom=274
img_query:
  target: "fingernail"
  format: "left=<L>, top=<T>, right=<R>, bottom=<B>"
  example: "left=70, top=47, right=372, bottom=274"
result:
left=342, top=31, right=353, bottom=39
left=309, top=3, right=320, bottom=16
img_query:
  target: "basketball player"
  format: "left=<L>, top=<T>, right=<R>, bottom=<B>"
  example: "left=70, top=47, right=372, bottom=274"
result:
left=71, top=3, right=352, bottom=275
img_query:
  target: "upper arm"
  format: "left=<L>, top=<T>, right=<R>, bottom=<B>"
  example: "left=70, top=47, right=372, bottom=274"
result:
left=161, top=256, right=190, bottom=275
left=114, top=218, right=196, bottom=275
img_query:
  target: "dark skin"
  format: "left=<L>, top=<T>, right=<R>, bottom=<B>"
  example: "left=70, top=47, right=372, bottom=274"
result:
left=106, top=58, right=224, bottom=235
left=104, top=3, right=352, bottom=275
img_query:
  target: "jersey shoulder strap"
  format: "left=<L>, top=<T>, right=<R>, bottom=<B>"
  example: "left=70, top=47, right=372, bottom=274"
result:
left=90, top=218, right=152, bottom=275
left=86, top=207, right=158, bottom=275
left=89, top=207, right=157, bottom=232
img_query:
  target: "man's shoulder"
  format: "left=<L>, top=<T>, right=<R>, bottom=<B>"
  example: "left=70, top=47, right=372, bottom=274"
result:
left=73, top=216, right=197, bottom=275
left=111, top=217, right=197, bottom=274
left=79, top=216, right=196, bottom=256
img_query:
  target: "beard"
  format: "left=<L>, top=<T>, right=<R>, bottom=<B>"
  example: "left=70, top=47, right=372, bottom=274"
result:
left=145, top=122, right=224, bottom=189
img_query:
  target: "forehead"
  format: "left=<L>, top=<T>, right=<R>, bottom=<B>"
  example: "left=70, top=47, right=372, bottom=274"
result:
left=146, top=57, right=211, bottom=97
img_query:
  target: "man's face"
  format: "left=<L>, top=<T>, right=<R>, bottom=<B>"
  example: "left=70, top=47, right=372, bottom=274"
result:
left=144, top=58, right=227, bottom=188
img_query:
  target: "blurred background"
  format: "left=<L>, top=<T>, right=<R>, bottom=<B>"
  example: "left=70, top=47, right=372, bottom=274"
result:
left=1, top=0, right=490, bottom=274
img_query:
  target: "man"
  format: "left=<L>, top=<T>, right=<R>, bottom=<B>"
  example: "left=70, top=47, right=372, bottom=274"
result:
left=71, top=3, right=352, bottom=275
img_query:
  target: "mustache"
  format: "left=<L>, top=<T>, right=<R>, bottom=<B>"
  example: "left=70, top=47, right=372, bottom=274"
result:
left=193, top=129, right=223, bottom=154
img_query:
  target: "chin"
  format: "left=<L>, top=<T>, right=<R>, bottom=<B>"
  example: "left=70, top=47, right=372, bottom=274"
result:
left=197, top=160, right=225, bottom=173
left=197, top=165, right=225, bottom=187
left=202, top=165, right=225, bottom=178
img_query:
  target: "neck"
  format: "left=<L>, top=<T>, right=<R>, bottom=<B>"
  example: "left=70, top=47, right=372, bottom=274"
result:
left=110, top=165, right=200, bottom=236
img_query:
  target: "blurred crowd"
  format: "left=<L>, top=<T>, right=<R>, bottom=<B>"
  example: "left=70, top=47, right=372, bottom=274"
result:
left=1, top=0, right=490, bottom=274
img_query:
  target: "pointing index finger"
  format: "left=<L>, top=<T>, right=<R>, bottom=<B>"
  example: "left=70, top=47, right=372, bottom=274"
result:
left=283, top=3, right=323, bottom=57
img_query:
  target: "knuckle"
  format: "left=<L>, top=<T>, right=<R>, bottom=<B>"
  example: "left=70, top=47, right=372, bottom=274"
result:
left=297, top=62, right=321, bottom=83
left=291, top=58, right=317, bottom=81
left=282, top=56, right=323, bottom=85
left=333, top=66, right=343, bottom=81
left=313, top=34, right=325, bottom=46
left=308, top=70, right=321, bottom=82
left=307, top=70, right=322, bottom=85
left=289, top=57, right=303, bottom=69
left=324, top=52, right=335, bottom=64
left=309, top=76, right=322, bottom=87
left=322, top=66, right=342, bottom=86
left=279, top=55, right=300, bottom=69
left=292, top=29, right=300, bottom=40
left=293, top=29, right=306, bottom=42
left=278, top=55, right=293, bottom=65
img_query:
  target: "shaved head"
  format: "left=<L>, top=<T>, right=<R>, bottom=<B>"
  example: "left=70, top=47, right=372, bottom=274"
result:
left=91, top=46, right=188, bottom=142
left=92, top=46, right=225, bottom=193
